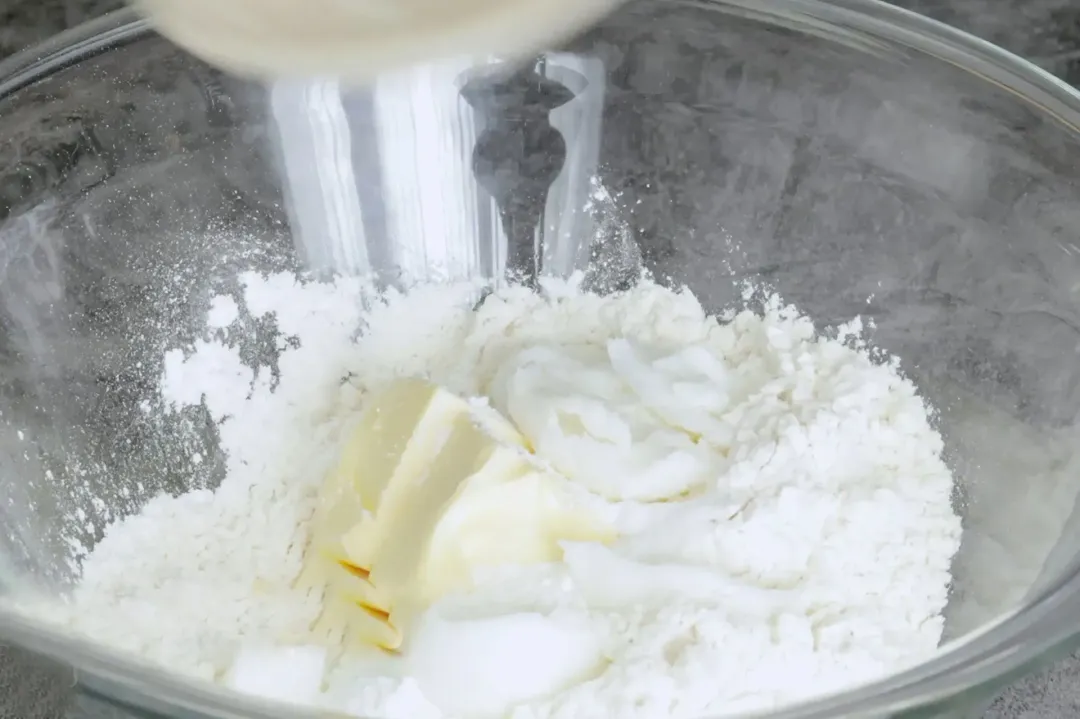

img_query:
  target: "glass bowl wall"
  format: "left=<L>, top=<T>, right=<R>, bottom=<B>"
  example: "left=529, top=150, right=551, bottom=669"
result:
left=3, top=1, right=1080, bottom=718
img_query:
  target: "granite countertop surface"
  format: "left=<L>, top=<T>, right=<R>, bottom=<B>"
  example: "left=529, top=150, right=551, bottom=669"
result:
left=2, top=0, right=1080, bottom=717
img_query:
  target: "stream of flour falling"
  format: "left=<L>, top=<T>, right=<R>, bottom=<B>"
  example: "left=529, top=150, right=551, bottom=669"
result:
left=31, top=272, right=961, bottom=719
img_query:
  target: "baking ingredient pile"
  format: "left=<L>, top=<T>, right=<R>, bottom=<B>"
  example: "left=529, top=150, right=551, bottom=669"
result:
left=35, top=271, right=962, bottom=718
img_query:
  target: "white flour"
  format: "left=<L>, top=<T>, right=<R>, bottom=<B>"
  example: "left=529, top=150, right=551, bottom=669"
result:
left=206, top=295, right=240, bottom=329
left=35, top=272, right=961, bottom=718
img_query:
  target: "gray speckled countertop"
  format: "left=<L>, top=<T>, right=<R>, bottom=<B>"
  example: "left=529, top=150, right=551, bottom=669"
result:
left=2, top=0, right=1080, bottom=717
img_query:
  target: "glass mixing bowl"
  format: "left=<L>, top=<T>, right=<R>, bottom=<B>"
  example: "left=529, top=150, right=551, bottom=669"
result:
left=3, top=1, right=1080, bottom=717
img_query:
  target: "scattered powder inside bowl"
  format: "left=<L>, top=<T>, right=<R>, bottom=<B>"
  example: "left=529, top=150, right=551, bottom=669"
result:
left=206, top=294, right=240, bottom=329
left=33, top=272, right=962, bottom=718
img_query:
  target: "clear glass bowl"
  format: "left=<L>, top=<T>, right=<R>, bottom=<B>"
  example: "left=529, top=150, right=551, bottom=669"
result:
left=3, top=1, right=1080, bottom=717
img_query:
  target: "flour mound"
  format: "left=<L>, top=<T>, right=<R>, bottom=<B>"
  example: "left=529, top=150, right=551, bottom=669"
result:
left=40, top=273, right=961, bottom=717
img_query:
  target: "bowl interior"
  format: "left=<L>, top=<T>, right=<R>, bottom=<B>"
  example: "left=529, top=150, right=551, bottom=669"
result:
left=2, top=0, right=1080, bottom=684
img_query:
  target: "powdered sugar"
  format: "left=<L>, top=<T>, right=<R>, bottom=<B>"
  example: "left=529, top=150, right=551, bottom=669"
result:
left=32, top=271, right=961, bottom=717
left=206, top=295, right=240, bottom=329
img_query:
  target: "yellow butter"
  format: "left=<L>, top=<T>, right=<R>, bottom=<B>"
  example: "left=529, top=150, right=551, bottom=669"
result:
left=301, top=378, right=473, bottom=650
left=302, top=377, right=614, bottom=651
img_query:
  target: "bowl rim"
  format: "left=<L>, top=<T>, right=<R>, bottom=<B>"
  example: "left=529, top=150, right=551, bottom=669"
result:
left=3, top=2, right=1080, bottom=718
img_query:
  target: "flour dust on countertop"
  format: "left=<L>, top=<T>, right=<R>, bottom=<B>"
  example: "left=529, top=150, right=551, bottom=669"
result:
left=17, top=270, right=962, bottom=719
